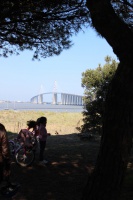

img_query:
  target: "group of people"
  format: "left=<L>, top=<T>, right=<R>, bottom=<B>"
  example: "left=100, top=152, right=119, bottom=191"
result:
left=18, top=116, right=50, bottom=165
left=0, top=116, right=50, bottom=196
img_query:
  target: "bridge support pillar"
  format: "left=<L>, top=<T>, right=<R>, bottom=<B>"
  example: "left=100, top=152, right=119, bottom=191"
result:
left=38, top=94, right=43, bottom=104
left=52, top=93, right=57, bottom=104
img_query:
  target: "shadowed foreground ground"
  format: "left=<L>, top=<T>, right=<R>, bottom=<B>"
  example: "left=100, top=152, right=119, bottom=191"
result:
left=1, top=133, right=133, bottom=200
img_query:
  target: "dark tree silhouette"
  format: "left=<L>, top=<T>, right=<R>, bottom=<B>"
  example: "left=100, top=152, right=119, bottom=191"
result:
left=0, top=0, right=89, bottom=59
left=82, top=1, right=133, bottom=199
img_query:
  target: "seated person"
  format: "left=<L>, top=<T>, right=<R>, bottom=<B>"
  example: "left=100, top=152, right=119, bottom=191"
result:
left=17, top=120, right=37, bottom=147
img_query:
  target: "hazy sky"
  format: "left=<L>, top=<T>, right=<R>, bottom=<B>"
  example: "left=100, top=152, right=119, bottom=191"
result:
left=0, top=28, right=118, bottom=102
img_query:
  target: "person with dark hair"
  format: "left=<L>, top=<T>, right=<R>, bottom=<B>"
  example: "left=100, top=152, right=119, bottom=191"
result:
left=0, top=123, right=11, bottom=184
left=0, top=123, right=20, bottom=198
left=17, top=120, right=37, bottom=147
left=27, top=120, right=36, bottom=129
left=37, top=117, right=50, bottom=166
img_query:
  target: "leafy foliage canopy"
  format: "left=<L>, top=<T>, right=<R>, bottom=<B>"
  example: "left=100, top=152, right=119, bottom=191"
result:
left=78, top=56, right=118, bottom=135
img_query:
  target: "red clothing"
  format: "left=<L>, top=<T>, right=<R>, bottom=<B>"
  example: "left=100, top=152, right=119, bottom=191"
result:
left=39, top=124, right=47, bottom=142
left=18, top=129, right=33, bottom=146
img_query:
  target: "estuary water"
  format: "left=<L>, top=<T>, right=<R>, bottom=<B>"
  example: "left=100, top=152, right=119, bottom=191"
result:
left=0, top=101, right=84, bottom=113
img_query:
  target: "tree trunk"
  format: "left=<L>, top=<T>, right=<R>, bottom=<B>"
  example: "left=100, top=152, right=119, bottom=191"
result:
left=82, top=1, right=133, bottom=199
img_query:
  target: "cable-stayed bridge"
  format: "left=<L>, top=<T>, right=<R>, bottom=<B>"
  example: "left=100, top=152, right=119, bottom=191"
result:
left=30, top=92, right=84, bottom=106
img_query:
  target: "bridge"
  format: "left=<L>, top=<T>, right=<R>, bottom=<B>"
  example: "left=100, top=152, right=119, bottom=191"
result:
left=30, top=92, right=84, bottom=105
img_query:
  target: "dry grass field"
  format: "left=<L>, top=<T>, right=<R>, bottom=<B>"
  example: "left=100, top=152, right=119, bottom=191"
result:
left=0, top=110, right=133, bottom=200
left=0, top=110, right=83, bottom=135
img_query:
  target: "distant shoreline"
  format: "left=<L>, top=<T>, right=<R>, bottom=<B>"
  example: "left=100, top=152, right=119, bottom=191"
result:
left=0, top=101, right=84, bottom=113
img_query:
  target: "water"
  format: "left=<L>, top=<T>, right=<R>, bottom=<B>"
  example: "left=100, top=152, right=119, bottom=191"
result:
left=0, top=101, right=84, bottom=113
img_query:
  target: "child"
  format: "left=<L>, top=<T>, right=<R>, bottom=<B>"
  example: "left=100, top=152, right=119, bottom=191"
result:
left=37, top=117, right=50, bottom=165
left=17, top=120, right=37, bottom=147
